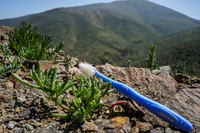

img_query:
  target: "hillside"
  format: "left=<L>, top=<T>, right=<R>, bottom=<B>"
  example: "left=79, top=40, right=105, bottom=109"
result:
left=157, top=40, right=200, bottom=76
left=125, top=26, right=200, bottom=76
left=0, top=8, right=161, bottom=66
left=75, top=0, right=200, bottom=35
left=0, top=0, right=200, bottom=67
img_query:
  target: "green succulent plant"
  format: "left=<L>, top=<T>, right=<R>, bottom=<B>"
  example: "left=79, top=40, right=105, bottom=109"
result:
left=12, top=63, right=115, bottom=123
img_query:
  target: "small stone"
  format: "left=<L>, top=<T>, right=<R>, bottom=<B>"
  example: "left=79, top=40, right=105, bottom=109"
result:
left=165, top=127, right=173, bottom=133
left=95, top=116, right=131, bottom=133
left=131, top=127, right=139, bottom=133
left=152, top=66, right=171, bottom=75
left=24, top=124, right=34, bottom=131
left=19, top=109, right=31, bottom=119
left=28, top=60, right=53, bottom=71
left=19, top=120, right=26, bottom=125
left=14, top=81, right=24, bottom=89
left=33, top=126, right=58, bottom=133
left=31, top=119, right=37, bottom=123
left=7, top=121, right=16, bottom=129
left=5, top=106, right=13, bottom=112
left=50, top=120, right=59, bottom=127
left=137, top=122, right=153, bottom=132
left=5, top=81, right=14, bottom=88
left=81, top=121, right=99, bottom=132
left=17, top=95, right=26, bottom=103
left=14, top=128, right=24, bottom=133
left=150, top=129, right=163, bottom=133
left=0, top=93, right=13, bottom=103
left=14, top=108, right=20, bottom=114
left=41, top=119, right=47, bottom=125
left=10, top=99, right=16, bottom=107
left=174, top=73, right=190, bottom=84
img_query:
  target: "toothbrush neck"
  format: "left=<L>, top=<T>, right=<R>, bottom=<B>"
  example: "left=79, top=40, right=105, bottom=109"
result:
left=95, top=71, right=116, bottom=84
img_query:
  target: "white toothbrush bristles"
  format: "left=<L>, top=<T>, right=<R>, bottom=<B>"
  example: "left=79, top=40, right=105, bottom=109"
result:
left=79, top=62, right=96, bottom=78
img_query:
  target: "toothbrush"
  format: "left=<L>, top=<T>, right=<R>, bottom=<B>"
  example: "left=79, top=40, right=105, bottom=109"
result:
left=79, top=63, right=193, bottom=132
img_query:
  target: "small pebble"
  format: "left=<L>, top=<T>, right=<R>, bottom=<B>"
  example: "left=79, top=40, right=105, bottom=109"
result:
left=7, top=121, right=16, bottom=129
left=10, top=100, right=16, bottom=107
left=19, top=120, right=26, bottom=125
left=5, top=106, right=13, bottom=112
left=31, top=119, right=37, bottom=123
left=165, top=127, right=173, bottom=133
left=14, top=128, right=24, bottom=133
left=150, top=129, right=163, bottom=133
left=24, top=124, right=34, bottom=131
left=17, top=95, right=26, bottom=103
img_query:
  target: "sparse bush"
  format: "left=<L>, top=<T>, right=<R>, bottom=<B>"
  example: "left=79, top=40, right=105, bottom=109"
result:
left=147, top=44, right=157, bottom=71
left=7, top=20, right=64, bottom=64
left=127, top=60, right=131, bottom=67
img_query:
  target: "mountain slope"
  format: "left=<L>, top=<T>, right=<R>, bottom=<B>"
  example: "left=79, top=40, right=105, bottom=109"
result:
left=74, top=0, right=200, bottom=35
left=0, top=8, right=161, bottom=65
left=157, top=40, right=200, bottom=76
left=0, top=0, right=200, bottom=67
left=131, top=26, right=200, bottom=76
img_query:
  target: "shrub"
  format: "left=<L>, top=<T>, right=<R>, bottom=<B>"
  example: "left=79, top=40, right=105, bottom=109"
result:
left=147, top=44, right=157, bottom=71
left=7, top=20, right=64, bottom=64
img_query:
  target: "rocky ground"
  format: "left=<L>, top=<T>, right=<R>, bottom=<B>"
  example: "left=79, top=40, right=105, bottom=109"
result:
left=0, top=51, right=200, bottom=133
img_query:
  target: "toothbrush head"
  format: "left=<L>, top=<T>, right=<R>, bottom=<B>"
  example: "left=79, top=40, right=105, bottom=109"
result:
left=79, top=62, right=97, bottom=78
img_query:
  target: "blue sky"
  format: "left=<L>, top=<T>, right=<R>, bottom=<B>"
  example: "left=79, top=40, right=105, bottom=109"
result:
left=0, top=0, right=200, bottom=20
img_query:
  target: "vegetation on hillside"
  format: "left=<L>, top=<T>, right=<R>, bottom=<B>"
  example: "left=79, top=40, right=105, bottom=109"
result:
left=0, top=0, right=200, bottom=76
left=157, top=40, right=200, bottom=76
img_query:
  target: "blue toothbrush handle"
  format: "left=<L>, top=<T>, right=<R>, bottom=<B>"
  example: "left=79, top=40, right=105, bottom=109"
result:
left=111, top=81, right=193, bottom=132
left=94, top=69, right=193, bottom=132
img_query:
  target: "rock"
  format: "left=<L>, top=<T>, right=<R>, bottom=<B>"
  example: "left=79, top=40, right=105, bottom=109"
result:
left=70, top=57, right=79, bottom=68
left=58, top=50, right=65, bottom=56
left=94, top=116, right=131, bottom=133
left=96, top=64, right=177, bottom=101
left=69, top=67, right=82, bottom=76
left=14, top=81, right=24, bottom=89
left=19, top=109, right=31, bottom=119
left=164, top=89, right=200, bottom=131
left=174, top=73, right=190, bottom=84
left=49, top=120, right=59, bottom=127
left=32, top=126, right=61, bottom=133
left=191, top=77, right=200, bottom=83
left=14, top=128, right=24, bottom=133
left=5, top=81, right=14, bottom=88
left=7, top=121, right=16, bottom=129
left=17, top=94, right=26, bottom=103
left=131, top=126, right=139, bottom=133
left=28, top=60, right=53, bottom=71
left=165, top=127, right=173, bottom=133
left=19, top=120, right=26, bottom=125
left=0, top=93, right=13, bottom=103
left=24, top=124, right=34, bottom=131
left=136, top=122, right=153, bottom=132
left=152, top=66, right=171, bottom=75
left=123, top=100, right=145, bottom=117
left=81, top=121, right=99, bottom=132
left=150, top=129, right=163, bottom=133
